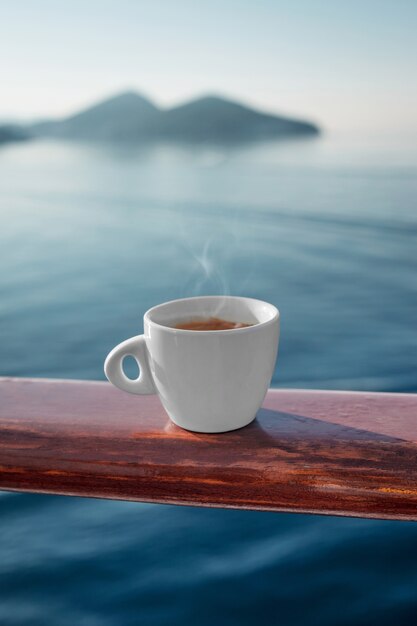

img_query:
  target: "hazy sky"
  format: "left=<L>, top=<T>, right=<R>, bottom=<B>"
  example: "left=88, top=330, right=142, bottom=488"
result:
left=2, top=0, right=417, bottom=132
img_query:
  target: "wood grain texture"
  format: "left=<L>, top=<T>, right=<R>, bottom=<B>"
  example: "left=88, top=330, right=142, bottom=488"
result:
left=0, top=377, right=416, bottom=520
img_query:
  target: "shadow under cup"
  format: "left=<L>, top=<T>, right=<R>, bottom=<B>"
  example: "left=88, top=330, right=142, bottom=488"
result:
left=144, top=296, right=280, bottom=433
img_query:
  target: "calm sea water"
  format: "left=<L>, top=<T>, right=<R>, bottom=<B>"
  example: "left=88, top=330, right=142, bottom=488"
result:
left=1, top=134, right=417, bottom=625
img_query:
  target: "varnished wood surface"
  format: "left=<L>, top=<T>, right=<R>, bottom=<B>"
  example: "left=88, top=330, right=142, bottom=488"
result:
left=0, top=377, right=416, bottom=520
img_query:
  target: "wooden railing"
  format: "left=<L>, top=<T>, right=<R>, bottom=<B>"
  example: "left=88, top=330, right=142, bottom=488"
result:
left=1, top=377, right=416, bottom=521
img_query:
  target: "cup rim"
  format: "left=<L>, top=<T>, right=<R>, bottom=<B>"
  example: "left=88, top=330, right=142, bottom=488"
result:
left=144, top=295, right=279, bottom=335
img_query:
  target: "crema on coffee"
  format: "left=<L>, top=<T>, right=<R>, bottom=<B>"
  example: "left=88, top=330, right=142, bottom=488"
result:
left=174, top=317, right=253, bottom=331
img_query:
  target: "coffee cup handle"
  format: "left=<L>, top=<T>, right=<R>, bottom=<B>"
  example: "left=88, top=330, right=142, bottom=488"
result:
left=104, top=335, right=156, bottom=395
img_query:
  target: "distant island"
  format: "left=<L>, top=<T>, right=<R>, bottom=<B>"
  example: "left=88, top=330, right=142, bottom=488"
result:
left=3, top=91, right=320, bottom=145
left=0, top=125, right=31, bottom=145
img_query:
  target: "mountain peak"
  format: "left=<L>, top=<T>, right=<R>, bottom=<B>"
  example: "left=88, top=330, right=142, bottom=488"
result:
left=97, top=90, right=156, bottom=107
left=67, top=90, right=158, bottom=119
left=170, top=94, right=243, bottom=111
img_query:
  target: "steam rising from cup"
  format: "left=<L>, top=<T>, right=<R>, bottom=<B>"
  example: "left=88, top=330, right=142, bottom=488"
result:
left=178, top=206, right=255, bottom=314
left=184, top=238, right=230, bottom=298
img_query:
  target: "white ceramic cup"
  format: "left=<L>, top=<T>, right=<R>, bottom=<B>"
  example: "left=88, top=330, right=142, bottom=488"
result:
left=104, top=296, right=279, bottom=433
